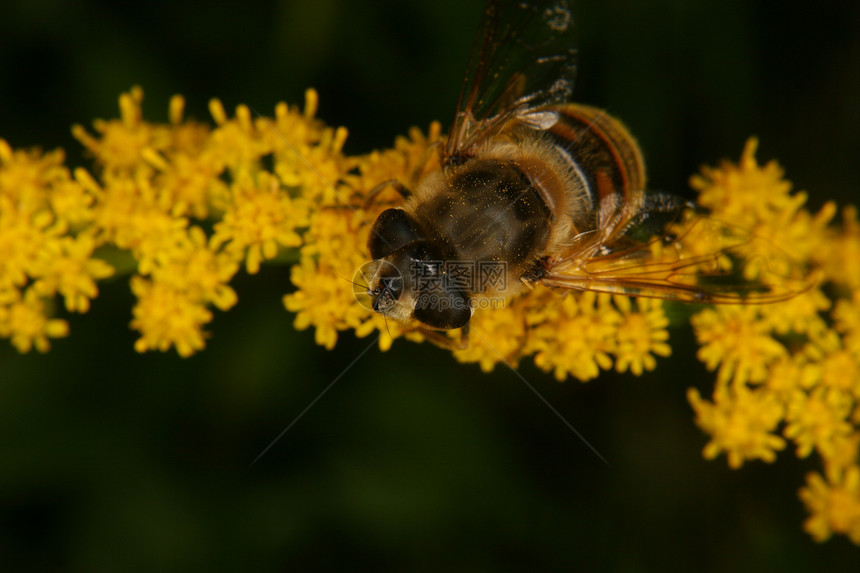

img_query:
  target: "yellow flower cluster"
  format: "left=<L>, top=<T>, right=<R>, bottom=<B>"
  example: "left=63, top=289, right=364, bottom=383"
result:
left=1, top=88, right=858, bottom=543
left=685, top=140, right=860, bottom=544
left=448, top=288, right=672, bottom=381
left=0, top=141, right=113, bottom=351
left=0, top=87, right=677, bottom=378
left=0, top=87, right=336, bottom=355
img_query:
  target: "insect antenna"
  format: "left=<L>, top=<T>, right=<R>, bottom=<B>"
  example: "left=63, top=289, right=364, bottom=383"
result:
left=340, top=274, right=369, bottom=290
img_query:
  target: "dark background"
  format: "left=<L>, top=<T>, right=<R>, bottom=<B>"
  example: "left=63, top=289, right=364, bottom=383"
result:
left=1, top=0, right=859, bottom=570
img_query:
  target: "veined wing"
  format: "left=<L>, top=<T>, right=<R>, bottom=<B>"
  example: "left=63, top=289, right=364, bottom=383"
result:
left=447, top=0, right=578, bottom=159
left=542, top=210, right=814, bottom=303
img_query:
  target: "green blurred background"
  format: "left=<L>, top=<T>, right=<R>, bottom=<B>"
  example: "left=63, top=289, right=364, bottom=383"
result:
left=1, top=0, right=859, bottom=570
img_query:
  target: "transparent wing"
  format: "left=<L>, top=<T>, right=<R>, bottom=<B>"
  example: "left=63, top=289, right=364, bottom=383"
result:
left=541, top=210, right=814, bottom=304
left=446, top=0, right=578, bottom=159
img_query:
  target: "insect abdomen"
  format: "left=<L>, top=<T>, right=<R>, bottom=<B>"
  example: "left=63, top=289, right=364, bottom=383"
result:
left=546, top=104, right=646, bottom=231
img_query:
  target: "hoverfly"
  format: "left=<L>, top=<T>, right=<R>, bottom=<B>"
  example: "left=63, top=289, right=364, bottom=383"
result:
left=362, top=0, right=805, bottom=334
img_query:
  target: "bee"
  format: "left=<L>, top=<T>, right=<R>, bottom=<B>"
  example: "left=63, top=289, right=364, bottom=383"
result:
left=363, top=0, right=804, bottom=335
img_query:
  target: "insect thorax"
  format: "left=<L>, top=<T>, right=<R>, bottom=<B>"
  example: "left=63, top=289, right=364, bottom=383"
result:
left=411, top=157, right=553, bottom=291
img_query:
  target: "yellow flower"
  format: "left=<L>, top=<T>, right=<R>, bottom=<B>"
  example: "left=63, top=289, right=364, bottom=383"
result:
left=348, top=123, right=444, bottom=203
left=301, top=207, right=367, bottom=263
left=72, top=86, right=170, bottom=176
left=692, top=305, right=787, bottom=386
left=0, top=196, right=55, bottom=290
left=833, top=289, right=860, bottom=361
left=147, top=226, right=240, bottom=311
left=784, top=387, right=854, bottom=459
left=84, top=171, right=190, bottom=272
left=528, top=291, right=620, bottom=382
left=800, top=467, right=860, bottom=544
left=822, top=433, right=860, bottom=480
left=759, top=354, right=818, bottom=399
left=691, top=139, right=834, bottom=260
left=612, top=296, right=672, bottom=376
left=0, top=290, right=69, bottom=353
left=815, top=206, right=860, bottom=290
left=271, top=122, right=349, bottom=206
left=283, top=257, right=366, bottom=350
left=0, top=141, right=78, bottom=219
left=29, top=233, right=115, bottom=312
left=758, top=287, right=830, bottom=336
left=143, top=146, right=226, bottom=220
left=206, top=100, right=268, bottom=173
left=211, top=170, right=308, bottom=274
left=691, top=139, right=792, bottom=224
left=130, top=276, right=212, bottom=358
left=688, top=386, right=786, bottom=468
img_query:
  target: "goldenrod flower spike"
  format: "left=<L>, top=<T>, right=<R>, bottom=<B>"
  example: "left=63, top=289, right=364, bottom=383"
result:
left=1, top=87, right=859, bottom=543
left=686, top=139, right=860, bottom=544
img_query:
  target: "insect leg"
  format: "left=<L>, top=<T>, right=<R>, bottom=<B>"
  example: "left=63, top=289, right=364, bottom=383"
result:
left=362, top=180, right=413, bottom=210
left=415, top=324, right=471, bottom=351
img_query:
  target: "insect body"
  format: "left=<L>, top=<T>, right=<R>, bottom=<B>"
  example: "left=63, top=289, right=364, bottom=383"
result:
left=368, top=101, right=649, bottom=329
left=365, top=0, right=803, bottom=332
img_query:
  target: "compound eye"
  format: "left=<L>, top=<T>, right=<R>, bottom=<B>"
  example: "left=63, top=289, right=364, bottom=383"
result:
left=413, top=289, right=472, bottom=330
left=368, top=208, right=424, bottom=259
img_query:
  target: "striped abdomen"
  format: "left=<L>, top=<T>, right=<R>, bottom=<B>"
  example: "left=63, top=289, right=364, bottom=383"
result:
left=544, top=103, right=647, bottom=235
